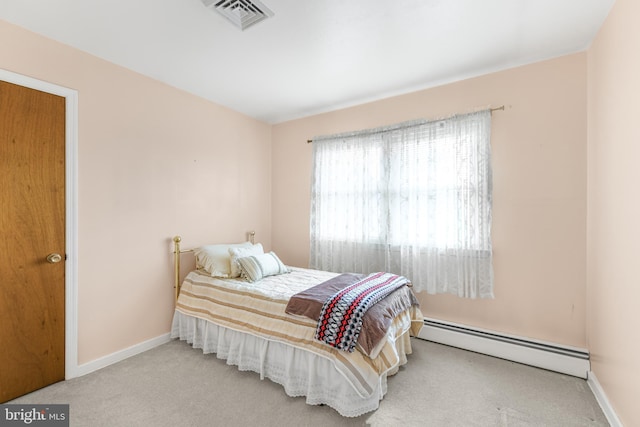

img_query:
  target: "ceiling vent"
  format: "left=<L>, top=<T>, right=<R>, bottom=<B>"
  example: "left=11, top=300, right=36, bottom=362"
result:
left=201, top=0, right=274, bottom=31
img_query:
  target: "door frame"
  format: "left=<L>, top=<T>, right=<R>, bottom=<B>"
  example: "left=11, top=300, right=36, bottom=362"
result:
left=0, top=68, right=79, bottom=379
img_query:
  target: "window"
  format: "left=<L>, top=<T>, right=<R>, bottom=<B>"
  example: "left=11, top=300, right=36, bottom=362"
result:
left=310, top=110, right=493, bottom=298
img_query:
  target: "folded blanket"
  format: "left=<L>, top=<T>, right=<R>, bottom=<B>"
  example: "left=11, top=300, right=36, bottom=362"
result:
left=286, top=272, right=420, bottom=356
left=315, top=272, right=409, bottom=352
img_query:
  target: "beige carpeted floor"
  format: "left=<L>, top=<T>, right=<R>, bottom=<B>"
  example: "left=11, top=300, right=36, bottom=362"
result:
left=10, top=339, right=609, bottom=426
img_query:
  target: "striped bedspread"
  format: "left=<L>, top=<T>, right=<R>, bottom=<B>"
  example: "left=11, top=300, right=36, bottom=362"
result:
left=175, top=267, right=423, bottom=398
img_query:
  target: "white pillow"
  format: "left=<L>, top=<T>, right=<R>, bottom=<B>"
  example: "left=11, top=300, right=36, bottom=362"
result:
left=228, top=243, right=264, bottom=278
left=237, top=252, right=289, bottom=283
left=194, top=242, right=253, bottom=277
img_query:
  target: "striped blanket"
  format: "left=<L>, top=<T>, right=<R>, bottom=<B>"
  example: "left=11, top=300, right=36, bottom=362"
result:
left=315, top=272, right=409, bottom=352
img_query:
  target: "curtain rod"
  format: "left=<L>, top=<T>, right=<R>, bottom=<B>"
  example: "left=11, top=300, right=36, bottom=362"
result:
left=306, top=105, right=505, bottom=143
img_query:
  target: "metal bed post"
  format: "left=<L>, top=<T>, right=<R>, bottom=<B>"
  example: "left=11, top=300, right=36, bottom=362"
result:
left=173, top=236, right=182, bottom=303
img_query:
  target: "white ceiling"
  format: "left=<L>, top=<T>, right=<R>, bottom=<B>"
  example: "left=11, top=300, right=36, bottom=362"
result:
left=0, top=0, right=615, bottom=124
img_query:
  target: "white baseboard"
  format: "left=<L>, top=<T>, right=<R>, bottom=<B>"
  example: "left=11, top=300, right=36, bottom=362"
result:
left=71, top=333, right=172, bottom=378
left=419, top=317, right=590, bottom=379
left=588, top=371, right=624, bottom=427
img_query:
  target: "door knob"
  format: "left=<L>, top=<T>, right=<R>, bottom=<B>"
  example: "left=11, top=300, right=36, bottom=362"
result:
left=46, top=253, right=63, bottom=264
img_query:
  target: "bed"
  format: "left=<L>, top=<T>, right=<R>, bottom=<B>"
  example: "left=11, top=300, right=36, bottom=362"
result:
left=170, top=234, right=423, bottom=417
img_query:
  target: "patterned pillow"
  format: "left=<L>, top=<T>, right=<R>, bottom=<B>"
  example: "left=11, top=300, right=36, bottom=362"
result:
left=228, top=243, right=264, bottom=278
left=237, top=252, right=289, bottom=282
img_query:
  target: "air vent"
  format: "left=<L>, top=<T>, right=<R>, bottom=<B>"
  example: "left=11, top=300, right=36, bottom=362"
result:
left=201, top=0, right=274, bottom=31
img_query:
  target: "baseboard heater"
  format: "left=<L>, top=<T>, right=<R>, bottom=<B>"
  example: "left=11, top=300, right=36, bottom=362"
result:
left=418, top=318, right=590, bottom=379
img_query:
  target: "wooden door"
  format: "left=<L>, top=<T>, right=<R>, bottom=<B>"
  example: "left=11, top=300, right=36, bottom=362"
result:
left=0, top=80, right=66, bottom=402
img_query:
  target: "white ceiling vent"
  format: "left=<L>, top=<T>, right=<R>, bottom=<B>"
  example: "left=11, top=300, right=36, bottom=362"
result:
left=201, top=0, right=274, bottom=31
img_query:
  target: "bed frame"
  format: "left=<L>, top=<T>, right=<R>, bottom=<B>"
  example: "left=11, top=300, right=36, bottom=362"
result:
left=172, top=231, right=255, bottom=302
left=169, top=232, right=422, bottom=417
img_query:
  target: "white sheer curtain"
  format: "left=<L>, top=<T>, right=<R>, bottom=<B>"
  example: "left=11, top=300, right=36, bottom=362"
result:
left=309, top=110, right=493, bottom=298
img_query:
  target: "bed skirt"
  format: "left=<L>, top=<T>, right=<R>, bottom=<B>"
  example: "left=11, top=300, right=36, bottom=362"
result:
left=171, top=311, right=413, bottom=417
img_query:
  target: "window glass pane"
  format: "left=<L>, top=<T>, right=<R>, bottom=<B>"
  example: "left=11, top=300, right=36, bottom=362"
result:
left=313, top=143, right=385, bottom=242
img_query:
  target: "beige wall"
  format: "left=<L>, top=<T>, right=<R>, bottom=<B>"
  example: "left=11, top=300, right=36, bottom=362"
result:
left=587, top=0, right=640, bottom=424
left=272, top=54, right=588, bottom=348
left=0, top=20, right=272, bottom=364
